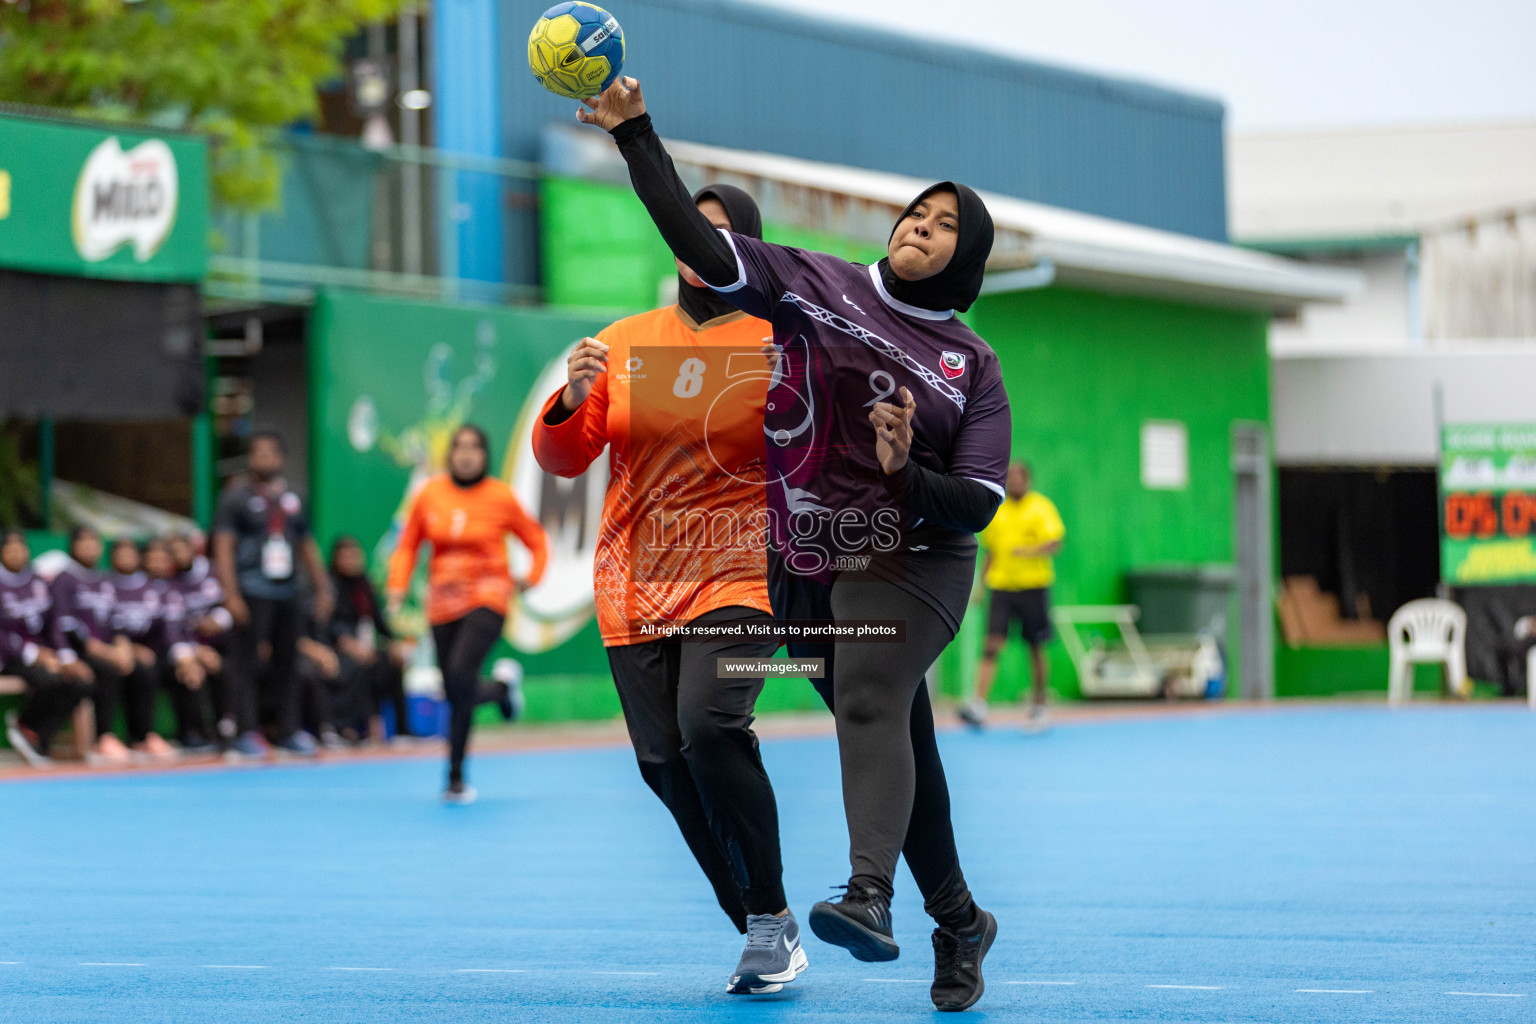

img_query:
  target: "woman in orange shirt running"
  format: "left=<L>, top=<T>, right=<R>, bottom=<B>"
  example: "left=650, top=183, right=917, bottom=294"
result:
left=386, top=424, right=548, bottom=803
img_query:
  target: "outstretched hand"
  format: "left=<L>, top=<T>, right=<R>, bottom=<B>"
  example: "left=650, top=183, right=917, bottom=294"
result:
left=576, top=76, right=646, bottom=132
left=871, top=387, right=916, bottom=475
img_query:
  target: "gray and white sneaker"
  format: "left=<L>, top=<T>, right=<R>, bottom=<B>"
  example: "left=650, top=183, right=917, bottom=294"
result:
left=727, top=912, right=808, bottom=995
left=5, top=710, right=52, bottom=769
left=958, top=699, right=988, bottom=729
left=443, top=779, right=477, bottom=805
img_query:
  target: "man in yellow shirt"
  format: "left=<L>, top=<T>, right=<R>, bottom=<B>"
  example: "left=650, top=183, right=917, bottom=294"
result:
left=963, top=462, right=1064, bottom=728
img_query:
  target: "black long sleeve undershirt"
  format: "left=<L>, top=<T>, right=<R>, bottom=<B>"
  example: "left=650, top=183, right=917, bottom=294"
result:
left=610, top=114, right=740, bottom=288
left=898, top=462, right=1002, bottom=535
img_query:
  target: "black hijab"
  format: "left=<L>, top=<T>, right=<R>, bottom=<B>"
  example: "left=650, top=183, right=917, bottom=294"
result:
left=678, top=184, right=763, bottom=325
left=449, top=424, right=491, bottom=488
left=878, top=182, right=994, bottom=314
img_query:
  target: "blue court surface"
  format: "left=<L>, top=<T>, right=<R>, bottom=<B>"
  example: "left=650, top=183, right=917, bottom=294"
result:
left=2, top=705, right=1533, bottom=1023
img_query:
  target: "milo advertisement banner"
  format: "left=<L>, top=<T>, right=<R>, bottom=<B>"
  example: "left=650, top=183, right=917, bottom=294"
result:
left=1441, top=423, right=1536, bottom=584
left=0, top=112, right=207, bottom=281
left=308, top=290, right=614, bottom=678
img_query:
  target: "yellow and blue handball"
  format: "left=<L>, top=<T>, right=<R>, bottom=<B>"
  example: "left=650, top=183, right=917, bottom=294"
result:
left=528, top=2, right=625, bottom=99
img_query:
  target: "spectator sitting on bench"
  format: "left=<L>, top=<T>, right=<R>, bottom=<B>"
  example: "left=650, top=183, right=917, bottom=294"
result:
left=2, top=528, right=92, bottom=768
left=108, top=538, right=200, bottom=760
left=329, top=536, right=415, bottom=743
left=51, top=526, right=138, bottom=766
left=146, top=539, right=223, bottom=754
left=168, top=533, right=235, bottom=746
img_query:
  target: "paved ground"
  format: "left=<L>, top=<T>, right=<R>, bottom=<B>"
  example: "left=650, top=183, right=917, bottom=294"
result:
left=2, top=704, right=1532, bottom=1022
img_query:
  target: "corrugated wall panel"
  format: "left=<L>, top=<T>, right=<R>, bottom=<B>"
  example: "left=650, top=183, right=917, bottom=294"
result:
left=498, top=0, right=1227, bottom=244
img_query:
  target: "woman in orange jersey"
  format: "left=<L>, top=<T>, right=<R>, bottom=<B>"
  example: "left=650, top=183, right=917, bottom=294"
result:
left=386, top=424, right=548, bottom=804
left=533, top=187, right=806, bottom=997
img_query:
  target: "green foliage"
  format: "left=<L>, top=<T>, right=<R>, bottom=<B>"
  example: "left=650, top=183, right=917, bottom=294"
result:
left=0, top=425, right=40, bottom=529
left=0, top=0, right=404, bottom=209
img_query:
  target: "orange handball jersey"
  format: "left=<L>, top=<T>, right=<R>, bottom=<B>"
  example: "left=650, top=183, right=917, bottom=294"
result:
left=533, top=306, right=774, bottom=646
left=386, top=474, right=549, bottom=626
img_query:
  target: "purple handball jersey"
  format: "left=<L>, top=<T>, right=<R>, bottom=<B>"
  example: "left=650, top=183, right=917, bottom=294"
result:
left=50, top=561, right=117, bottom=647
left=712, top=233, right=1012, bottom=629
left=714, top=234, right=1011, bottom=598
left=0, top=565, right=56, bottom=666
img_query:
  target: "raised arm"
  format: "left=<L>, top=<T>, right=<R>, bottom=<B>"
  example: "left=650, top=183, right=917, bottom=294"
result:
left=577, top=78, right=738, bottom=288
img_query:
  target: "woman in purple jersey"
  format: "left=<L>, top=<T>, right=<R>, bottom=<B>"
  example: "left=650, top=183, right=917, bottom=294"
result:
left=107, top=538, right=201, bottom=760
left=2, top=529, right=92, bottom=767
left=579, top=81, right=1009, bottom=1012
left=50, top=526, right=138, bottom=765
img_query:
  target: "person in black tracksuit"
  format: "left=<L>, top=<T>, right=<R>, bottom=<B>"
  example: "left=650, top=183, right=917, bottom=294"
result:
left=579, top=79, right=1010, bottom=1012
left=212, top=431, right=334, bottom=757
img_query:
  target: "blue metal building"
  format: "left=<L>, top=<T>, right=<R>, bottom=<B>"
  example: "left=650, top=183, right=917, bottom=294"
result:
left=436, top=0, right=1229, bottom=285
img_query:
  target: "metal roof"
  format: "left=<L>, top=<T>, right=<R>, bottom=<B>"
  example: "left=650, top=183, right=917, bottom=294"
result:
left=499, top=0, right=1231, bottom=243
left=545, top=124, right=1358, bottom=314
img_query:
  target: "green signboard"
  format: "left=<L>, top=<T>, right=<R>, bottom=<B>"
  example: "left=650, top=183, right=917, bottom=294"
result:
left=1441, top=423, right=1536, bottom=584
left=0, top=113, right=207, bottom=282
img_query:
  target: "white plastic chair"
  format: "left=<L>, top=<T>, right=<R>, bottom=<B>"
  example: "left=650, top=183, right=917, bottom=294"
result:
left=1527, top=646, right=1536, bottom=712
left=1387, top=599, right=1467, bottom=706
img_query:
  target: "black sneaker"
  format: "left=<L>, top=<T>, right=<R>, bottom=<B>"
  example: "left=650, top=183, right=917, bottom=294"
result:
left=180, top=733, right=217, bottom=756
left=490, top=660, right=524, bottom=722
left=808, top=883, right=899, bottom=962
left=489, top=680, right=515, bottom=722
left=444, top=778, right=477, bottom=805
left=930, top=907, right=997, bottom=1012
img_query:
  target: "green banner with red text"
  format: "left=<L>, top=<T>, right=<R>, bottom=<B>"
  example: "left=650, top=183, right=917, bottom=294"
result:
left=1441, top=424, right=1536, bottom=585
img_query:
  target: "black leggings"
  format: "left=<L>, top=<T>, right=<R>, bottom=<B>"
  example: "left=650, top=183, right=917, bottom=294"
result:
left=84, top=656, right=124, bottom=741
left=92, top=657, right=161, bottom=746
left=162, top=662, right=214, bottom=744
left=781, top=577, right=977, bottom=928
left=5, top=658, right=89, bottom=752
left=234, top=595, right=302, bottom=739
left=431, top=607, right=505, bottom=783
left=368, top=657, right=412, bottom=737
left=607, top=606, right=786, bottom=929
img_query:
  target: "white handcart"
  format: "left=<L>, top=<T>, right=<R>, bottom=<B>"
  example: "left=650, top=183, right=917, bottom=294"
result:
left=1050, top=604, right=1224, bottom=699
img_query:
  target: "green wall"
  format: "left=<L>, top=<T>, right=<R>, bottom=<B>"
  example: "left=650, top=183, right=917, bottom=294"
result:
left=539, top=177, right=887, bottom=311
left=1275, top=645, right=1479, bottom=698
left=939, top=287, right=1270, bottom=699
